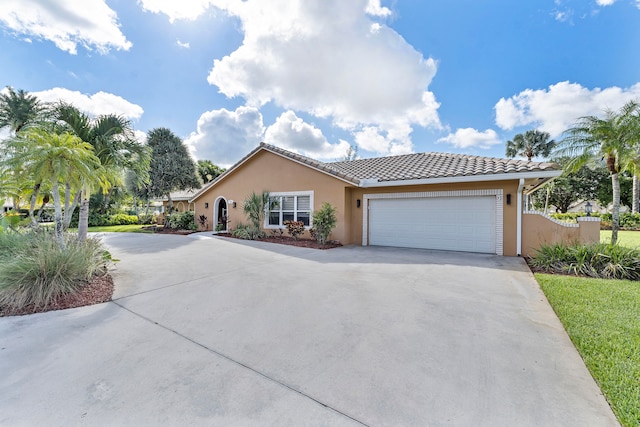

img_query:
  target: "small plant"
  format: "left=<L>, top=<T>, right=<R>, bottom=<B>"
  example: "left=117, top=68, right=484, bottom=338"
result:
left=197, top=214, right=208, bottom=230
left=312, top=202, right=337, bottom=245
left=270, top=228, right=284, bottom=238
left=231, top=223, right=264, bottom=240
left=284, top=220, right=305, bottom=240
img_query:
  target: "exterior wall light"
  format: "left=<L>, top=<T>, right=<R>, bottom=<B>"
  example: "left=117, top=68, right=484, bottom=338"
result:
left=204, top=202, right=209, bottom=209
left=229, top=200, right=237, bottom=208
left=356, top=199, right=361, bottom=208
left=585, top=201, right=592, bottom=217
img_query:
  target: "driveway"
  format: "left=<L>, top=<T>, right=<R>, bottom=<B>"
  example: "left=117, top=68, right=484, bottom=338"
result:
left=0, top=233, right=618, bottom=426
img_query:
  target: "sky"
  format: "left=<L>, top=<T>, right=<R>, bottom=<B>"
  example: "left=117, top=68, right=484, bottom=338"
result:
left=1, top=0, right=639, bottom=167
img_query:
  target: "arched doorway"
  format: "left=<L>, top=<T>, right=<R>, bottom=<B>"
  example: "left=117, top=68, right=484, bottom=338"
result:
left=214, top=197, right=228, bottom=232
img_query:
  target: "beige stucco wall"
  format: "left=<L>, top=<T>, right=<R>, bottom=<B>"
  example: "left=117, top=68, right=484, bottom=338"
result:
left=192, top=150, right=354, bottom=242
left=162, top=200, right=193, bottom=213
left=522, top=212, right=601, bottom=257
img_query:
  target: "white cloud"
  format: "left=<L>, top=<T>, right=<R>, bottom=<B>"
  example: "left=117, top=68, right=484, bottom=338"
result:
left=596, top=0, right=616, bottom=5
left=204, top=0, right=440, bottom=156
left=33, top=88, right=144, bottom=120
left=264, top=111, right=350, bottom=160
left=495, top=81, right=640, bottom=137
left=138, top=0, right=215, bottom=22
left=437, top=128, right=501, bottom=150
left=0, top=0, right=131, bottom=54
left=185, top=106, right=265, bottom=167
left=176, top=40, right=190, bottom=49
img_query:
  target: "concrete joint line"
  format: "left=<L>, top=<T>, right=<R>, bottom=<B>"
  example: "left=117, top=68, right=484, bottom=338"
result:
left=111, top=301, right=368, bottom=426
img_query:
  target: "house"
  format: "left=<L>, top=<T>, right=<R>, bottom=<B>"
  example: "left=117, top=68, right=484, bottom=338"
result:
left=160, top=189, right=198, bottom=213
left=190, top=143, right=598, bottom=256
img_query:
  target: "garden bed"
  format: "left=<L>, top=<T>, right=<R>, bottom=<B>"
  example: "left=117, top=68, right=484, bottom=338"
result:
left=0, top=274, right=114, bottom=317
left=216, top=233, right=342, bottom=249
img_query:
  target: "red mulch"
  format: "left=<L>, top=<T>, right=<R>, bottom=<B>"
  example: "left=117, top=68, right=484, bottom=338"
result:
left=0, top=274, right=114, bottom=317
left=217, top=233, right=342, bottom=249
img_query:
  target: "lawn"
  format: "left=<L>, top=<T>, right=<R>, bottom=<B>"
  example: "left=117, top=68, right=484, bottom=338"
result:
left=536, top=273, right=640, bottom=427
left=601, top=229, right=640, bottom=248
left=82, top=224, right=153, bottom=233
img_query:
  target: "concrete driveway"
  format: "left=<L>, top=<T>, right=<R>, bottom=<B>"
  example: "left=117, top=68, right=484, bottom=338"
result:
left=0, top=233, right=618, bottom=426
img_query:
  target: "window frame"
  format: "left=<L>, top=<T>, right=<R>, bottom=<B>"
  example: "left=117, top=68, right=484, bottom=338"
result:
left=265, top=191, right=314, bottom=229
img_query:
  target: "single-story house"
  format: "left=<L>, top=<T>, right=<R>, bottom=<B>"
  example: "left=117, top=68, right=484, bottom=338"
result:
left=160, top=189, right=199, bottom=213
left=190, top=143, right=598, bottom=256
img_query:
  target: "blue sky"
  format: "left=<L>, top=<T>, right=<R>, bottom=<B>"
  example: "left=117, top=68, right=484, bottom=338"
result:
left=1, top=0, right=639, bottom=167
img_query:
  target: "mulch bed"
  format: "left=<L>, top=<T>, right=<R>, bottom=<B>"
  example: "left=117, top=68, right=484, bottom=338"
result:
left=216, top=233, right=342, bottom=250
left=0, top=274, right=114, bottom=317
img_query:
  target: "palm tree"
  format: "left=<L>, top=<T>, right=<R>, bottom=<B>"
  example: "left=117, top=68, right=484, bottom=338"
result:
left=54, top=103, right=148, bottom=241
left=10, top=128, right=102, bottom=248
left=506, top=130, right=556, bottom=161
left=0, top=87, right=46, bottom=134
left=556, top=100, right=640, bottom=245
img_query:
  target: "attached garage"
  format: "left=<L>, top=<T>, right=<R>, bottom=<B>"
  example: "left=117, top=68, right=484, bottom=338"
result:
left=364, top=191, right=503, bottom=255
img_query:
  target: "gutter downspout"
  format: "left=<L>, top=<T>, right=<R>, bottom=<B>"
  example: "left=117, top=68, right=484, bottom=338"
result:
left=517, top=178, right=524, bottom=257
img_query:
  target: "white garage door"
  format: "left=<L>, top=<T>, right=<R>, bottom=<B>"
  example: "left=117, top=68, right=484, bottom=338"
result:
left=368, top=196, right=497, bottom=254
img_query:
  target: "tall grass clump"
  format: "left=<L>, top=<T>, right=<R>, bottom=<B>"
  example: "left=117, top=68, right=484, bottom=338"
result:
left=530, top=242, right=640, bottom=280
left=0, top=231, right=109, bottom=311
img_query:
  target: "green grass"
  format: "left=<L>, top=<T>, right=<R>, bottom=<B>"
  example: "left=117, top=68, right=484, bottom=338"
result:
left=601, top=230, right=640, bottom=248
left=72, top=224, right=153, bottom=233
left=536, top=273, right=640, bottom=427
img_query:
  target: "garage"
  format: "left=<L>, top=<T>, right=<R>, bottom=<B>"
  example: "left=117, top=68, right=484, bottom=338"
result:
left=367, top=195, right=498, bottom=254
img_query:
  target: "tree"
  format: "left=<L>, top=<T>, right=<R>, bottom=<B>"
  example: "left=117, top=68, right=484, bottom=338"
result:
left=506, top=130, right=556, bottom=161
left=341, top=145, right=358, bottom=161
left=147, top=128, right=200, bottom=221
left=556, top=100, right=640, bottom=245
left=197, top=160, right=225, bottom=184
left=54, top=103, right=147, bottom=241
left=0, top=87, right=46, bottom=135
left=530, top=160, right=608, bottom=213
left=9, top=128, right=102, bottom=248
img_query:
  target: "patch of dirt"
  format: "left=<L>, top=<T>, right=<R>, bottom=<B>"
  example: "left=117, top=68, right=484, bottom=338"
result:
left=0, top=274, right=114, bottom=317
left=217, top=233, right=342, bottom=250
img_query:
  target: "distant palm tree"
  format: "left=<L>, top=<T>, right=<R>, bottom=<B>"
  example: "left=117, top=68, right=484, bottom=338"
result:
left=556, top=100, right=640, bottom=245
left=506, top=130, right=556, bottom=161
left=54, top=103, right=148, bottom=241
left=0, top=87, right=46, bottom=134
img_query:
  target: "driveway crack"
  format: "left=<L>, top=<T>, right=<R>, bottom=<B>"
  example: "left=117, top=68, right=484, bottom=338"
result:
left=111, top=300, right=369, bottom=426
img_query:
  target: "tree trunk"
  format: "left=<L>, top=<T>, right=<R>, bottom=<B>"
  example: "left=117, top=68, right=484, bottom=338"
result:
left=611, top=173, right=620, bottom=246
left=51, top=182, right=66, bottom=250
left=64, top=190, right=81, bottom=229
left=28, top=182, right=41, bottom=228
left=164, top=193, right=173, bottom=227
left=633, top=172, right=639, bottom=214
left=77, top=189, right=89, bottom=242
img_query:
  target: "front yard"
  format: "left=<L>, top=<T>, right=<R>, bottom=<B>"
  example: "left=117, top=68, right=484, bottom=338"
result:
left=536, top=274, right=640, bottom=427
left=601, top=230, right=640, bottom=248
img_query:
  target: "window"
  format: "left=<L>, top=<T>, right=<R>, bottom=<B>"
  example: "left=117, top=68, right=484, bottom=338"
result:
left=267, top=192, right=313, bottom=227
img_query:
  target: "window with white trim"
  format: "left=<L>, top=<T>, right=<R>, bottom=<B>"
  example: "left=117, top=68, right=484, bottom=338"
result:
left=267, top=192, right=313, bottom=227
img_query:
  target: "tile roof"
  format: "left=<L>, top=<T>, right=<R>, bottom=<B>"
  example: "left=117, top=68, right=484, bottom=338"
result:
left=328, top=151, right=558, bottom=182
left=190, top=143, right=559, bottom=201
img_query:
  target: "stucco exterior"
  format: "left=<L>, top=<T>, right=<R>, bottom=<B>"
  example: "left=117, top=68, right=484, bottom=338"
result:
left=191, top=148, right=535, bottom=256
left=522, top=212, right=601, bottom=258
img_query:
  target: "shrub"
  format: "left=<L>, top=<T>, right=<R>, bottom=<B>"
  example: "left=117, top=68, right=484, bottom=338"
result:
left=312, top=202, right=337, bottom=245
left=0, top=232, right=110, bottom=311
left=231, top=223, right=264, bottom=240
left=137, top=214, right=155, bottom=225
left=167, top=211, right=197, bottom=230
left=284, top=220, right=305, bottom=240
left=530, top=242, right=640, bottom=281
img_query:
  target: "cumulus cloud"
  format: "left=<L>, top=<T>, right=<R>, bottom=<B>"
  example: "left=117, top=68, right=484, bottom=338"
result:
left=437, top=128, right=501, bottom=150
left=185, top=106, right=265, bottom=167
left=596, top=0, right=616, bottom=5
left=495, top=81, right=640, bottom=137
left=264, top=111, right=350, bottom=160
left=138, top=0, right=216, bottom=22
left=203, top=0, right=440, bottom=156
left=33, top=88, right=144, bottom=120
left=0, top=0, right=131, bottom=54
left=176, top=40, right=190, bottom=49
